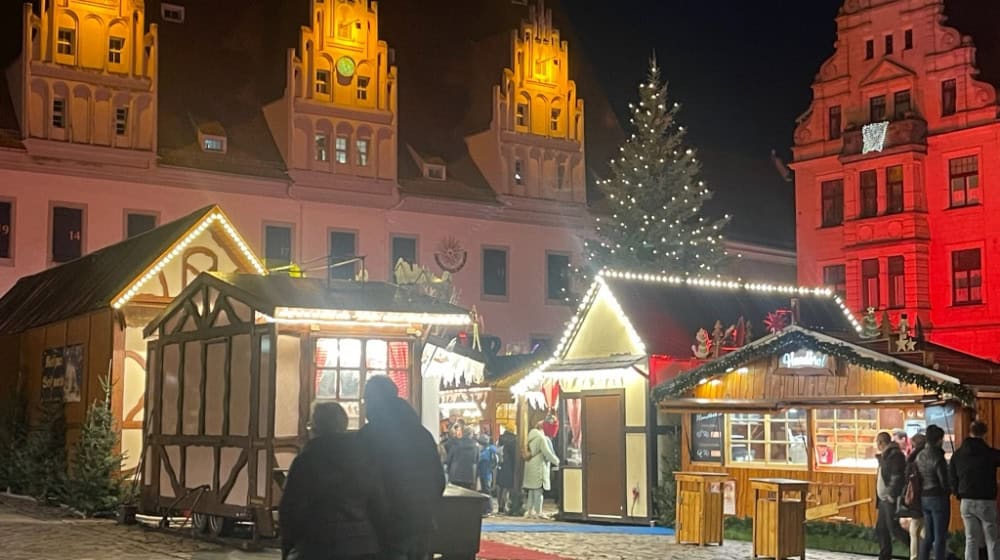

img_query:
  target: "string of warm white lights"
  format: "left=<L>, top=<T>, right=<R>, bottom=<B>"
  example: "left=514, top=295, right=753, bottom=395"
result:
left=112, top=211, right=267, bottom=309
left=270, top=306, right=471, bottom=327
left=510, top=270, right=864, bottom=396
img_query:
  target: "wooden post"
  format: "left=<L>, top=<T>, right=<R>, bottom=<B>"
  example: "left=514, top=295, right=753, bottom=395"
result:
left=675, top=472, right=729, bottom=546
left=750, top=478, right=808, bottom=560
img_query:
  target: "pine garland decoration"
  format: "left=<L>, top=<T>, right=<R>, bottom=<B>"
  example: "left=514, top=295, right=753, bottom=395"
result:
left=652, top=328, right=974, bottom=405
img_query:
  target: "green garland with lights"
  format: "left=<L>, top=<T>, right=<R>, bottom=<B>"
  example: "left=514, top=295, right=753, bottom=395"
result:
left=651, top=328, right=974, bottom=405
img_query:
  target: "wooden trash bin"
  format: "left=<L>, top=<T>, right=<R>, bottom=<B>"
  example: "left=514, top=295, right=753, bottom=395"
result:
left=674, top=472, right=729, bottom=546
left=750, top=478, right=808, bottom=560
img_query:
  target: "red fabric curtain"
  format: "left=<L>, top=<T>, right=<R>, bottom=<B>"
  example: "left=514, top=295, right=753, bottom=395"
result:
left=566, top=398, right=582, bottom=449
left=388, top=341, right=410, bottom=399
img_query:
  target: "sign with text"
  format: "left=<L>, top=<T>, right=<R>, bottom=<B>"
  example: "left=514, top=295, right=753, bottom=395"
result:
left=690, top=412, right=724, bottom=463
left=774, top=349, right=837, bottom=376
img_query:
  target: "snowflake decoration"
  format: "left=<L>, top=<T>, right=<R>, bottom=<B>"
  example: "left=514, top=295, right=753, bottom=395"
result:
left=862, top=121, right=890, bottom=154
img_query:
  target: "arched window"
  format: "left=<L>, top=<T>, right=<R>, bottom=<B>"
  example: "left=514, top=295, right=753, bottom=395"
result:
left=108, top=21, right=128, bottom=72
left=516, top=92, right=530, bottom=131
left=55, top=12, right=79, bottom=66
left=549, top=98, right=563, bottom=137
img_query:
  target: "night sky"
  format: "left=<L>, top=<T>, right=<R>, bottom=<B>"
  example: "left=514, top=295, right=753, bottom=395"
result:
left=564, top=0, right=844, bottom=246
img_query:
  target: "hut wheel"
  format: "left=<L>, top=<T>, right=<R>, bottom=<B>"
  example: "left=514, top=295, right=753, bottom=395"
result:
left=208, top=515, right=231, bottom=537
left=192, top=512, right=209, bottom=534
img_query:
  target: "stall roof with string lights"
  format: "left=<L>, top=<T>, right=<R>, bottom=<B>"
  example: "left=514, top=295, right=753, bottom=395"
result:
left=509, top=269, right=857, bottom=525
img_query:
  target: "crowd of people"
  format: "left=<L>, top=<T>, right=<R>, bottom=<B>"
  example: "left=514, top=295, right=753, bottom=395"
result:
left=876, top=421, right=1000, bottom=560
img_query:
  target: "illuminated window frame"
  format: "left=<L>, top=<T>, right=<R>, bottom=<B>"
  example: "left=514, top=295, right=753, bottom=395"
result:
left=57, top=28, right=75, bottom=56
left=357, top=76, right=369, bottom=100
left=108, top=36, right=125, bottom=65
left=726, top=411, right=808, bottom=468
left=356, top=138, right=369, bottom=167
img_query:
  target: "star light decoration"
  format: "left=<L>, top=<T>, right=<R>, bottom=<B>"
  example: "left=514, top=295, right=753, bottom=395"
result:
left=862, top=121, right=890, bottom=154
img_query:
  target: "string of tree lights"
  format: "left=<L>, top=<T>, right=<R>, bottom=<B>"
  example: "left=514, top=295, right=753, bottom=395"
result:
left=583, top=58, right=730, bottom=278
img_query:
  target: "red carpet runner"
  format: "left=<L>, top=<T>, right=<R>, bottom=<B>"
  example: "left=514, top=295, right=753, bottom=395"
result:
left=478, top=540, right=574, bottom=560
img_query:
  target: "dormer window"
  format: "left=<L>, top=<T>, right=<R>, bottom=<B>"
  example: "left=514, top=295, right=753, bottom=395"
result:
left=516, top=103, right=528, bottom=127
left=316, top=70, right=331, bottom=95
left=357, top=76, right=369, bottom=100
left=202, top=136, right=226, bottom=153
left=57, top=28, right=75, bottom=56
left=108, top=36, right=125, bottom=64
left=424, top=164, right=446, bottom=181
left=161, top=3, right=185, bottom=23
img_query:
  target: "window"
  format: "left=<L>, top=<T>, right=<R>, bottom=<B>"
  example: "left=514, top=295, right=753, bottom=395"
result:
left=356, top=76, right=369, bottom=100
left=515, top=103, right=527, bottom=127
left=482, top=247, right=508, bottom=297
left=161, top=3, right=185, bottom=23
left=949, top=155, right=979, bottom=208
left=57, top=28, right=75, bottom=56
left=316, top=70, right=330, bottom=94
left=546, top=253, right=570, bottom=302
left=952, top=248, right=982, bottom=305
left=862, top=258, right=880, bottom=310
left=529, top=336, right=552, bottom=355
left=264, top=225, right=292, bottom=273
left=126, top=213, right=156, bottom=238
left=728, top=411, right=807, bottom=466
left=888, top=256, right=905, bottom=308
left=884, top=34, right=894, bottom=55
left=328, top=231, right=357, bottom=280
left=894, top=90, right=911, bottom=119
left=557, top=162, right=566, bottom=190
left=202, top=136, right=225, bottom=152
left=942, top=79, right=957, bottom=116
left=390, top=236, right=417, bottom=273
left=108, top=36, right=125, bottom=64
left=0, top=201, right=11, bottom=259
left=52, top=206, right=83, bottom=263
left=335, top=136, right=348, bottom=164
left=904, top=29, right=913, bottom=50
left=886, top=165, right=903, bottom=214
left=828, top=105, right=842, bottom=140
left=513, top=159, right=523, bottom=185
left=425, top=164, right=445, bottom=180
left=315, top=133, right=328, bottom=161
left=814, top=408, right=924, bottom=468
left=823, top=265, right=846, bottom=297
left=865, top=39, right=874, bottom=60
left=859, top=170, right=878, bottom=218
left=314, top=338, right=411, bottom=429
left=821, top=179, right=843, bottom=227
left=356, top=139, right=369, bottom=166
left=52, top=98, right=65, bottom=129
left=550, top=108, right=560, bottom=132
left=870, top=95, right=886, bottom=122
left=115, top=107, right=128, bottom=136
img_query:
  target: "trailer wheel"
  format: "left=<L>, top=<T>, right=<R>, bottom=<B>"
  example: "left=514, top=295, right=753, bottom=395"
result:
left=191, top=512, right=209, bottom=534
left=208, top=515, right=232, bottom=537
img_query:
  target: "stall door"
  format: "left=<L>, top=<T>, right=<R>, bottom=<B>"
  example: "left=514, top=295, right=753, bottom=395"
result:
left=584, top=394, right=625, bottom=518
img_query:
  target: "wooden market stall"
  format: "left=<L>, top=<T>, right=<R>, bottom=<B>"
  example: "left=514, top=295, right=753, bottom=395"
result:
left=509, top=270, right=857, bottom=524
left=654, top=323, right=1000, bottom=528
left=139, top=271, right=470, bottom=535
left=0, top=206, right=265, bottom=469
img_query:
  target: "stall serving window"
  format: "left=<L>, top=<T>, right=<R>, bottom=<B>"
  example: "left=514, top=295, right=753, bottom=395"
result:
left=313, top=337, right=411, bottom=428
left=814, top=407, right=925, bottom=468
left=727, top=410, right=808, bottom=466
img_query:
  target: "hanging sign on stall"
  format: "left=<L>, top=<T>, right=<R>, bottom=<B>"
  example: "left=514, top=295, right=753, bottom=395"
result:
left=691, top=412, right=724, bottom=463
left=774, top=349, right=838, bottom=376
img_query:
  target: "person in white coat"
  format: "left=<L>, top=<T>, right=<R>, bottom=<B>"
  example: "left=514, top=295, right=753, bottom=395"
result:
left=522, top=422, right=559, bottom=519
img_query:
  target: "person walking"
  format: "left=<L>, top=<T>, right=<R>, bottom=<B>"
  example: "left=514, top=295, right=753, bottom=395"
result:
left=875, top=431, right=910, bottom=559
left=280, top=401, right=382, bottom=560
left=898, top=433, right=927, bottom=560
left=917, top=424, right=951, bottom=560
left=445, top=425, right=479, bottom=491
left=950, top=421, right=1000, bottom=560
left=477, top=433, right=498, bottom=514
left=496, top=425, right=518, bottom=515
left=358, top=376, right=446, bottom=560
left=522, top=421, right=559, bottom=519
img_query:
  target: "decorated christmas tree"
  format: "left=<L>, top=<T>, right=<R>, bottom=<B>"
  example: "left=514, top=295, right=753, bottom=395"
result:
left=66, top=376, right=125, bottom=516
left=861, top=307, right=880, bottom=339
left=585, top=58, right=730, bottom=274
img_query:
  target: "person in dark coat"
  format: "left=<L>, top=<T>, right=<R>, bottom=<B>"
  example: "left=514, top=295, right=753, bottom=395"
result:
left=875, top=431, right=910, bottom=559
left=496, top=426, right=518, bottom=514
left=280, top=401, right=382, bottom=560
left=445, top=426, right=479, bottom=490
left=950, top=421, right=1000, bottom=560
left=917, top=424, right=951, bottom=560
left=358, top=376, right=446, bottom=560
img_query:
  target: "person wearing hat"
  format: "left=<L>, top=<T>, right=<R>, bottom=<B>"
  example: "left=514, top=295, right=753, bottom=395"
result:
left=496, top=423, right=518, bottom=515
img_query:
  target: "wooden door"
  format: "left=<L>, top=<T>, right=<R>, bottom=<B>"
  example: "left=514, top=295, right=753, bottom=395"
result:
left=583, top=393, right=625, bottom=517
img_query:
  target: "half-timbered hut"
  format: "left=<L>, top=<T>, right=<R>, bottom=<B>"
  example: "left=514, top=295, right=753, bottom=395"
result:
left=0, top=206, right=264, bottom=468
left=139, top=271, right=470, bottom=535
left=509, top=270, right=857, bottom=524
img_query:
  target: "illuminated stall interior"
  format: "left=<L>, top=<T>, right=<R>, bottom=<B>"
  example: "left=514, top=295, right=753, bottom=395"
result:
left=655, top=323, right=1000, bottom=528
left=512, top=270, right=859, bottom=524
left=140, top=271, right=469, bottom=532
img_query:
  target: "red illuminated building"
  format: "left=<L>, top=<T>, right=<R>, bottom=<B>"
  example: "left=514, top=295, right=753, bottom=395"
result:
left=792, top=0, right=1000, bottom=360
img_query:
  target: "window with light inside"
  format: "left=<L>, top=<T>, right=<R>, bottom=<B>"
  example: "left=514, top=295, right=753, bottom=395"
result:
left=313, top=338, right=411, bottom=429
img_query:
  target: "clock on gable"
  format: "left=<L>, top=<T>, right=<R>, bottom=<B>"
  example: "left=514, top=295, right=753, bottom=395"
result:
left=336, top=56, right=356, bottom=78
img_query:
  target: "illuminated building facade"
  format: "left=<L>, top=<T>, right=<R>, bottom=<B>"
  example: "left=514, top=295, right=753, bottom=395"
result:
left=791, top=0, right=1000, bottom=360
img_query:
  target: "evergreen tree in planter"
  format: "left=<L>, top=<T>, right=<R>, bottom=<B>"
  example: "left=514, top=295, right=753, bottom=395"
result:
left=585, top=58, right=730, bottom=275
left=67, top=376, right=125, bottom=516
left=19, top=401, right=66, bottom=503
